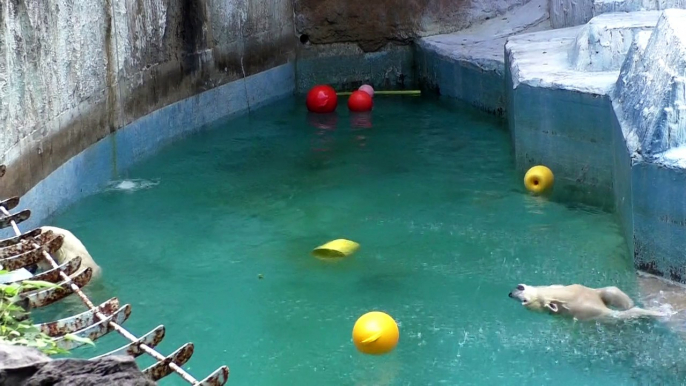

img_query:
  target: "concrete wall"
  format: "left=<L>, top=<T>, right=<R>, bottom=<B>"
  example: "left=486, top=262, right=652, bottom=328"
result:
left=292, top=0, right=534, bottom=93
left=295, top=43, right=415, bottom=93
left=612, top=10, right=686, bottom=282
left=551, top=0, right=686, bottom=28
left=509, top=86, right=616, bottom=209
left=610, top=107, right=634, bottom=259
left=415, top=40, right=507, bottom=117
left=413, top=0, right=550, bottom=116
left=293, top=0, right=531, bottom=52
left=0, top=0, right=295, bottom=200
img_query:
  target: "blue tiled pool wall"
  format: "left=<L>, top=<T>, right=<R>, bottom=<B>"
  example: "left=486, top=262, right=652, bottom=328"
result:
left=415, top=43, right=506, bottom=118
left=610, top=106, right=635, bottom=261
left=608, top=103, right=686, bottom=281
left=16, top=42, right=685, bottom=283
left=509, top=85, right=616, bottom=210
left=629, top=160, right=686, bottom=282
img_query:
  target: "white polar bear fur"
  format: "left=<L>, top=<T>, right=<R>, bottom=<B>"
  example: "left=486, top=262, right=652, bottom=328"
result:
left=508, top=283, right=668, bottom=321
left=38, top=226, right=102, bottom=279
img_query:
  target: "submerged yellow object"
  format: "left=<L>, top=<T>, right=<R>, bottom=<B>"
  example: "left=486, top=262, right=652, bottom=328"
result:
left=312, top=239, right=360, bottom=258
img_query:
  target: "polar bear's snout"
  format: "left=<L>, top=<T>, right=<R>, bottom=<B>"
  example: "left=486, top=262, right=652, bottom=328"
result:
left=509, top=284, right=526, bottom=299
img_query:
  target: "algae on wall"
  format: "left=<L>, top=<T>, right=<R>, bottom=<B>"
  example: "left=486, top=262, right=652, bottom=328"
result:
left=0, top=0, right=295, bottom=198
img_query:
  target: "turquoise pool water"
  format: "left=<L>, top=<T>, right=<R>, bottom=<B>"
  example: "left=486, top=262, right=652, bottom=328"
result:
left=39, top=96, right=686, bottom=385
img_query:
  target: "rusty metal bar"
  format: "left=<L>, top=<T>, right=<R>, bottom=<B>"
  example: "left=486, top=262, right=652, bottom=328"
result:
left=0, top=209, right=30, bottom=230
left=0, top=234, right=51, bottom=258
left=36, top=298, right=120, bottom=336
left=54, top=304, right=132, bottom=350
left=0, top=234, right=64, bottom=271
left=0, top=203, right=229, bottom=384
left=15, top=256, right=81, bottom=284
left=91, top=325, right=165, bottom=360
left=0, top=197, right=20, bottom=211
left=143, top=343, right=195, bottom=381
left=197, top=367, right=230, bottom=386
left=0, top=228, right=42, bottom=248
left=22, top=268, right=93, bottom=308
left=0, top=204, right=198, bottom=383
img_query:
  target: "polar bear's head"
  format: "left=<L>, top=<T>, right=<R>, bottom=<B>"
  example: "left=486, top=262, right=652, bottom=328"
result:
left=508, top=284, right=564, bottom=313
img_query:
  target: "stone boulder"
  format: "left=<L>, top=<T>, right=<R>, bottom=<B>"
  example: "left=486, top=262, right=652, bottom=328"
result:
left=0, top=343, right=156, bottom=386
left=0, top=343, right=52, bottom=385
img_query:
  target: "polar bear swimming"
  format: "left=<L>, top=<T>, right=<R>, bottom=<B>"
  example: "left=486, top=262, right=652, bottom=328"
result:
left=36, top=226, right=102, bottom=280
left=508, top=283, right=668, bottom=321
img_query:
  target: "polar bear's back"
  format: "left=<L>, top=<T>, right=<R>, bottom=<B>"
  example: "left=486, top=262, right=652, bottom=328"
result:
left=40, top=226, right=102, bottom=279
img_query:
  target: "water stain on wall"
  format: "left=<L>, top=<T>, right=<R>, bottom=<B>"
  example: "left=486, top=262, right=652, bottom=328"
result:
left=0, top=0, right=295, bottom=198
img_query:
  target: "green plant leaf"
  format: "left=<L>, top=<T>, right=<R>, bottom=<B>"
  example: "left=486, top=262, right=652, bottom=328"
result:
left=21, top=280, right=59, bottom=290
left=2, top=286, right=18, bottom=297
left=0, top=279, right=92, bottom=356
left=63, top=334, right=95, bottom=347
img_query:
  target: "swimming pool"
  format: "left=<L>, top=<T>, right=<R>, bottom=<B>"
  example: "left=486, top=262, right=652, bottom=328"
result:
left=38, top=96, right=686, bottom=385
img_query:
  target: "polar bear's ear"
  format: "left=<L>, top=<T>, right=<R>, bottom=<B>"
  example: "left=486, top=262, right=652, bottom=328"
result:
left=545, top=301, right=568, bottom=313
left=545, top=302, right=559, bottom=313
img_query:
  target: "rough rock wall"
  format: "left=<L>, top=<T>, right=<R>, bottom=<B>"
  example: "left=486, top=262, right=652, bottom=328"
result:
left=0, top=0, right=295, bottom=198
left=293, top=0, right=530, bottom=52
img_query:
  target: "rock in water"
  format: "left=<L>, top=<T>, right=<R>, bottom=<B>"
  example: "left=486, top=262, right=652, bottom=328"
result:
left=24, top=355, right=156, bottom=386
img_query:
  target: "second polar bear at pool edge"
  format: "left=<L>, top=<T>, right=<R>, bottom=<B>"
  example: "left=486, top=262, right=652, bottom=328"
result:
left=37, top=225, right=103, bottom=280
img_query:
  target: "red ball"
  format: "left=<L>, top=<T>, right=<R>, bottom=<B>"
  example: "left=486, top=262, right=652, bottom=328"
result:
left=306, top=85, right=338, bottom=113
left=347, top=90, right=373, bottom=112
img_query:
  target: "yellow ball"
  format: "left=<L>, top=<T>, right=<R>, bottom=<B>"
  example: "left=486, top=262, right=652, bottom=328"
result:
left=352, top=311, right=399, bottom=355
left=524, top=165, right=554, bottom=195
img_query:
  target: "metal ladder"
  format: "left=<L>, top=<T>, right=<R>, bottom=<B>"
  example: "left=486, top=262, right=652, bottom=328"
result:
left=0, top=164, right=229, bottom=385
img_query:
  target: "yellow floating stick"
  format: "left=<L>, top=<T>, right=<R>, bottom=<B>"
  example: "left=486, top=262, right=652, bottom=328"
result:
left=336, top=90, right=421, bottom=96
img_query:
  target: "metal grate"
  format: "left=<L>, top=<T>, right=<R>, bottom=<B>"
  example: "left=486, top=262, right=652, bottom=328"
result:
left=0, top=164, right=229, bottom=385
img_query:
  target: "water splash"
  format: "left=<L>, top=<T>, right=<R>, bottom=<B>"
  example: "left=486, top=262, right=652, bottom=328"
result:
left=105, top=178, right=160, bottom=193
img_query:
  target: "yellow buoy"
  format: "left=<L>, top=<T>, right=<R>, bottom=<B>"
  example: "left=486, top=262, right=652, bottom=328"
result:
left=352, top=311, right=399, bottom=355
left=312, top=239, right=360, bottom=259
left=524, top=165, right=554, bottom=195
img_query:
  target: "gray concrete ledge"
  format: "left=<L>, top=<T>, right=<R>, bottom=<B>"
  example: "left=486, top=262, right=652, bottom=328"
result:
left=551, top=0, right=686, bottom=28
left=415, top=0, right=550, bottom=117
